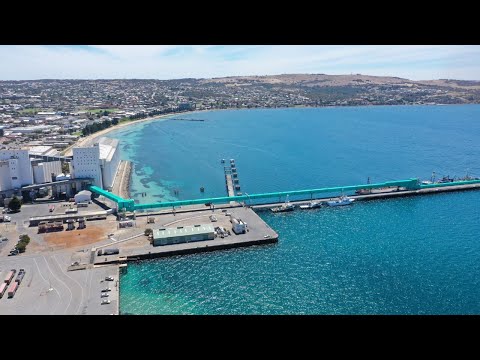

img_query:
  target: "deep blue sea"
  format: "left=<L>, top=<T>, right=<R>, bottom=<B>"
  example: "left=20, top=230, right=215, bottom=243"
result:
left=108, top=105, right=480, bottom=314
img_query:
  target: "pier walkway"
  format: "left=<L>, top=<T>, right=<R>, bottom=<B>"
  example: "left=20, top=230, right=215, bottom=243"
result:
left=88, top=178, right=480, bottom=212
left=225, top=174, right=235, bottom=197
left=251, top=182, right=480, bottom=210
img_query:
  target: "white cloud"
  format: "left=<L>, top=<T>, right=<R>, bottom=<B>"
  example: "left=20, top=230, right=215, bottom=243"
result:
left=0, top=45, right=479, bottom=80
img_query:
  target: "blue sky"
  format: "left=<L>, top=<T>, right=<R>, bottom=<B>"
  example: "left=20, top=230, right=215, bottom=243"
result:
left=0, top=45, right=479, bottom=80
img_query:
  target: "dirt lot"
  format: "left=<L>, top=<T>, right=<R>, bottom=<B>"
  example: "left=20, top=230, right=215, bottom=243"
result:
left=43, top=223, right=113, bottom=249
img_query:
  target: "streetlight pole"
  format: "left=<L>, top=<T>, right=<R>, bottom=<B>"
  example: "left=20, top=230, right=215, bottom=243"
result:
left=245, top=192, right=251, bottom=208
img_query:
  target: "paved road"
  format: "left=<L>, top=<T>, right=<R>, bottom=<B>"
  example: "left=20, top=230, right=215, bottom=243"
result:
left=0, top=251, right=119, bottom=315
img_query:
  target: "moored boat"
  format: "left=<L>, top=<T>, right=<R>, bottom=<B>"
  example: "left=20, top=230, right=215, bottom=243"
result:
left=299, top=201, right=322, bottom=209
left=271, top=196, right=296, bottom=213
left=327, top=195, right=354, bottom=207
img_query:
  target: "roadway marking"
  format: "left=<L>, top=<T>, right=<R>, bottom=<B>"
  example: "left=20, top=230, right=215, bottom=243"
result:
left=53, top=255, right=85, bottom=315
left=33, top=257, right=61, bottom=315
left=41, top=255, right=73, bottom=315
left=85, top=263, right=95, bottom=315
left=163, top=213, right=214, bottom=227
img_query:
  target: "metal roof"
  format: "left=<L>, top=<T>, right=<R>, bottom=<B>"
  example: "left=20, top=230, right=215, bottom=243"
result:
left=153, top=224, right=214, bottom=239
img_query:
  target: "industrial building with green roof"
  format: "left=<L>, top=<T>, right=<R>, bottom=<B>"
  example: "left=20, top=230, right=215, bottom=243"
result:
left=153, top=224, right=215, bottom=246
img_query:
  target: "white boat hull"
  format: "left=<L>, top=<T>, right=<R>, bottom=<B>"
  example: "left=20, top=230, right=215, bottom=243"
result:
left=327, top=199, right=355, bottom=207
left=299, top=202, right=322, bottom=209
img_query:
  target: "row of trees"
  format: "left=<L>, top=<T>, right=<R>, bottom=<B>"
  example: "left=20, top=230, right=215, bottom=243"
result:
left=80, top=106, right=192, bottom=136
left=81, top=118, right=119, bottom=136
left=127, top=107, right=188, bottom=121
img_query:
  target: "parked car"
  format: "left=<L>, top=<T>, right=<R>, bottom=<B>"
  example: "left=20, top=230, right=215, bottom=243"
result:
left=101, top=293, right=109, bottom=298
left=101, top=288, right=111, bottom=292
left=101, top=300, right=111, bottom=305
left=105, top=276, right=114, bottom=281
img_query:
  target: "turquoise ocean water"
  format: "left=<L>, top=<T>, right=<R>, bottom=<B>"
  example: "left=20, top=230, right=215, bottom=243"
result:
left=108, top=105, right=480, bottom=314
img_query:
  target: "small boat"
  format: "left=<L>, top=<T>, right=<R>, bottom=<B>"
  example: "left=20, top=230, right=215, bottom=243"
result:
left=200, top=187, right=205, bottom=192
left=299, top=201, right=322, bottom=209
left=327, top=195, right=354, bottom=207
left=271, top=196, right=296, bottom=213
left=437, top=175, right=454, bottom=183
left=221, top=159, right=225, bottom=163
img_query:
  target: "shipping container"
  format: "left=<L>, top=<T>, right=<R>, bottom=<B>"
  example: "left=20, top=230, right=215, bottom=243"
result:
left=0, top=283, right=7, bottom=298
left=7, top=281, right=18, bottom=298
left=4, top=269, right=16, bottom=284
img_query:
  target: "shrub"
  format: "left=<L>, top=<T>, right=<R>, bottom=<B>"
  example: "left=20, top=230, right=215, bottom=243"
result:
left=8, top=196, right=21, bottom=212
left=16, top=242, right=26, bottom=252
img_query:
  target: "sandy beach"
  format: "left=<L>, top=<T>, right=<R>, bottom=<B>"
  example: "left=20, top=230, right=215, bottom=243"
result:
left=63, top=110, right=206, bottom=156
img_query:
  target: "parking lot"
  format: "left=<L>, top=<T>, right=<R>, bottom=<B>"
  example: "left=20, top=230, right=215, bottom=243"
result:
left=0, top=251, right=119, bottom=315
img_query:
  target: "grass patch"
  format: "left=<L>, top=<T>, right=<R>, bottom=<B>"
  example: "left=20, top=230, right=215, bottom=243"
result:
left=86, top=108, right=120, bottom=114
left=19, top=108, right=44, bottom=115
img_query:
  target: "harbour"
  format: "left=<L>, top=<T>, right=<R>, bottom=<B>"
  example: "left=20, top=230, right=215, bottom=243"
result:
left=111, top=106, right=480, bottom=314
left=90, top=206, right=278, bottom=265
left=3, top=106, right=480, bottom=315
left=80, top=178, right=480, bottom=265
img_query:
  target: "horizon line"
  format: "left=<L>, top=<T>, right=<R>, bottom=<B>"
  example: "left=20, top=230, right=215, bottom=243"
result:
left=1, top=73, right=479, bottom=82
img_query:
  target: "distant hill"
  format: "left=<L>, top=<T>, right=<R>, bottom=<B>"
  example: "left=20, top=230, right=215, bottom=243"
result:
left=200, top=73, right=480, bottom=89
left=2, top=74, right=480, bottom=111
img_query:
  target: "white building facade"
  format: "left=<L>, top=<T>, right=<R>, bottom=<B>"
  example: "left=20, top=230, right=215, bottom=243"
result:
left=71, top=145, right=103, bottom=188
left=32, top=160, right=62, bottom=184
left=71, top=137, right=120, bottom=190
left=0, top=149, right=34, bottom=190
left=99, top=138, right=120, bottom=190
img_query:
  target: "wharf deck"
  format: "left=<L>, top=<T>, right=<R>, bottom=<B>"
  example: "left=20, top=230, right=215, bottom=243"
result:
left=252, top=182, right=480, bottom=210
left=93, top=207, right=278, bottom=264
left=225, top=174, right=235, bottom=197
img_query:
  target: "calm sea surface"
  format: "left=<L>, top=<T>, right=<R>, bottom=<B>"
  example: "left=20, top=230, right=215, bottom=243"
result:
left=107, top=105, right=480, bottom=314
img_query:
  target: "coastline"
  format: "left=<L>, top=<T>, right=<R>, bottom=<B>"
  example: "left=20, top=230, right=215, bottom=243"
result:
left=63, top=109, right=208, bottom=156
left=62, top=104, right=467, bottom=157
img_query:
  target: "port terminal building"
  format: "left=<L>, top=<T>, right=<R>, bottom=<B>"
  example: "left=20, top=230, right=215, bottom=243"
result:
left=153, top=224, right=215, bottom=246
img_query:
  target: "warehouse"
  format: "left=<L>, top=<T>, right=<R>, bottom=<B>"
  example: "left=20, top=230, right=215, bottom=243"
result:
left=153, top=224, right=215, bottom=246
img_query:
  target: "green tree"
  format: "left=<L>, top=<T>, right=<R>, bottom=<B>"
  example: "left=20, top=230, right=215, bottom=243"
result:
left=16, top=242, right=26, bottom=253
left=144, top=228, right=153, bottom=236
left=8, top=196, right=22, bottom=212
left=19, top=234, right=30, bottom=244
left=0, top=128, right=4, bottom=137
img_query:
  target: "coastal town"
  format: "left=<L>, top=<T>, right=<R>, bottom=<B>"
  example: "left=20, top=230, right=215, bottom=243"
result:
left=2, top=74, right=480, bottom=155
left=1, top=72, right=480, bottom=315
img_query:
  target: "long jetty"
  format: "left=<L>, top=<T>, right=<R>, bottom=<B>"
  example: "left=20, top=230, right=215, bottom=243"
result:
left=224, top=159, right=239, bottom=197
left=88, top=178, right=480, bottom=212
left=252, top=181, right=480, bottom=210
